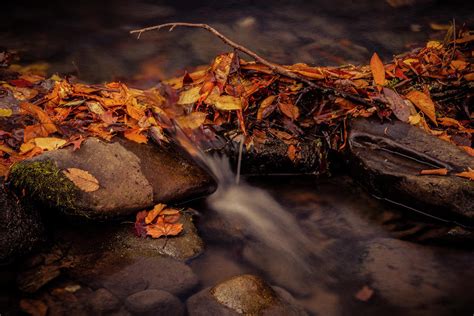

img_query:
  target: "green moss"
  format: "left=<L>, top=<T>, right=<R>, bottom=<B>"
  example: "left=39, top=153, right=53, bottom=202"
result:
left=9, top=160, right=78, bottom=213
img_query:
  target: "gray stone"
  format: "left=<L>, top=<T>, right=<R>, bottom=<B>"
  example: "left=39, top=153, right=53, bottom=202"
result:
left=186, top=274, right=307, bottom=316
left=87, top=288, right=121, bottom=313
left=115, top=213, right=204, bottom=260
left=348, top=118, right=474, bottom=223
left=125, top=289, right=184, bottom=316
left=0, top=186, right=45, bottom=262
left=8, top=137, right=216, bottom=219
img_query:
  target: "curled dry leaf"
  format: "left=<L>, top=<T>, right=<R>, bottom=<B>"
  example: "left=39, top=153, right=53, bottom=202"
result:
left=405, top=90, right=437, bottom=125
left=455, top=170, right=474, bottom=181
left=62, top=168, right=100, bottom=192
left=145, top=203, right=166, bottom=224
left=419, top=168, right=448, bottom=176
left=370, top=52, right=385, bottom=90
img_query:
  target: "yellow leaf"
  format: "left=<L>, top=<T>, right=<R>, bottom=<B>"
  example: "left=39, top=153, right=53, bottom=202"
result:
left=177, top=86, right=201, bottom=105
left=33, top=137, right=66, bottom=151
left=403, top=58, right=418, bottom=65
left=408, top=113, right=421, bottom=125
left=206, top=93, right=242, bottom=111
left=426, top=41, right=443, bottom=49
left=0, top=108, right=13, bottom=117
left=370, top=52, right=385, bottom=90
left=405, top=90, right=437, bottom=125
left=0, top=144, right=14, bottom=154
left=20, top=141, right=36, bottom=154
left=62, top=168, right=100, bottom=192
left=175, top=112, right=207, bottom=129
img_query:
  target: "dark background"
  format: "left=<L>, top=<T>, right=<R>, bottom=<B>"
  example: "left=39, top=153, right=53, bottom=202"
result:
left=1, top=0, right=474, bottom=82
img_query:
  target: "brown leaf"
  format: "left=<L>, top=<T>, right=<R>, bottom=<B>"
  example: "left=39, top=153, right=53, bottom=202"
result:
left=383, top=88, right=411, bottom=122
left=62, top=168, right=100, bottom=192
left=278, top=102, right=299, bottom=120
left=370, top=52, right=385, bottom=90
left=20, top=299, right=48, bottom=316
left=257, top=95, right=277, bottom=120
left=145, top=203, right=166, bottom=224
left=419, top=168, right=448, bottom=176
left=124, top=129, right=148, bottom=144
left=405, top=90, right=437, bottom=125
left=455, top=170, right=474, bottom=181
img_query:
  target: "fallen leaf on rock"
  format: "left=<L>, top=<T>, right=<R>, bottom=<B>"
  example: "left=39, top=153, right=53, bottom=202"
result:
left=405, top=90, right=437, bottom=125
left=455, top=170, right=474, bottom=181
left=355, top=285, right=374, bottom=302
left=19, top=299, right=48, bottom=316
left=34, top=137, right=66, bottom=151
left=370, top=52, right=385, bottom=90
left=383, top=87, right=411, bottom=122
left=135, top=203, right=183, bottom=239
left=145, top=203, right=166, bottom=224
left=62, top=168, right=99, bottom=192
left=420, top=168, right=448, bottom=176
left=147, top=216, right=183, bottom=238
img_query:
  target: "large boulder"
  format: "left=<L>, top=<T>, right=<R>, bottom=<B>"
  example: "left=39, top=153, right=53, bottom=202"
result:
left=348, top=118, right=474, bottom=225
left=8, top=137, right=216, bottom=219
left=0, top=186, right=45, bottom=263
left=186, top=274, right=307, bottom=316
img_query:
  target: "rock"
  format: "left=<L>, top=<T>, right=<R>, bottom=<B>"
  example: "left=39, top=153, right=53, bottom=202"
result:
left=348, top=118, right=474, bottom=224
left=87, top=288, right=121, bottom=313
left=8, top=137, right=216, bottom=219
left=114, top=213, right=204, bottom=260
left=98, top=257, right=198, bottom=298
left=186, top=274, right=307, bottom=316
left=125, top=289, right=184, bottom=316
left=0, top=186, right=45, bottom=263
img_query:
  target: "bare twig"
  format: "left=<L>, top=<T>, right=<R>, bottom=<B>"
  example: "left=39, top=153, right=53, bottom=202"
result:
left=130, top=22, right=372, bottom=106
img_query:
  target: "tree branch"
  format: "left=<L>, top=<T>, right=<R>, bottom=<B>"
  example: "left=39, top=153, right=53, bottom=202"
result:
left=130, top=22, right=372, bottom=106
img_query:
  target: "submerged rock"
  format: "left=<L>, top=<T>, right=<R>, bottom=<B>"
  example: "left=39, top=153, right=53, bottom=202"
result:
left=186, top=274, right=307, bottom=316
left=8, top=137, right=216, bottom=219
left=348, top=118, right=474, bottom=225
left=0, top=186, right=45, bottom=263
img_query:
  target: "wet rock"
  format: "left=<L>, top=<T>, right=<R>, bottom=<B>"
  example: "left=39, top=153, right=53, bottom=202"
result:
left=98, top=257, right=198, bottom=298
left=87, top=288, right=121, bottom=313
left=8, top=137, right=215, bottom=219
left=186, top=274, right=307, bottom=316
left=0, top=187, right=45, bottom=263
left=348, top=118, right=474, bottom=224
left=125, top=289, right=184, bottom=316
left=114, top=213, right=204, bottom=260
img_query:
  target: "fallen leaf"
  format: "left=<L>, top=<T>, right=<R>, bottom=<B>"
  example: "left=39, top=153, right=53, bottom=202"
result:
left=383, top=88, right=411, bottom=122
left=370, top=52, right=385, bottom=90
left=0, top=108, right=13, bottom=117
left=177, top=86, right=201, bottom=105
left=34, top=137, right=66, bottom=151
left=355, top=285, right=374, bottom=302
left=460, top=146, right=474, bottom=157
left=455, top=170, right=474, bottom=181
left=62, top=168, right=100, bottom=192
left=146, top=216, right=183, bottom=238
left=176, top=112, right=207, bottom=129
left=257, top=95, right=277, bottom=120
left=124, top=129, right=148, bottom=144
left=278, top=102, right=299, bottom=120
left=405, top=90, right=437, bottom=125
left=287, top=144, right=297, bottom=161
left=207, top=93, right=242, bottom=111
left=145, top=203, right=167, bottom=224
left=20, top=102, right=58, bottom=134
left=419, top=168, right=448, bottom=176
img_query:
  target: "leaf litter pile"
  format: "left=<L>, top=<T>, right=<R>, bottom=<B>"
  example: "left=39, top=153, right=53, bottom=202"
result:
left=1, top=23, right=474, bottom=240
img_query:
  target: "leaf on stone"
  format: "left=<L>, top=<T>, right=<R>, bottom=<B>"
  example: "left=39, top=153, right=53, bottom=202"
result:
left=177, top=86, right=201, bottom=105
left=419, top=168, right=448, bottom=176
left=257, top=95, right=277, bottom=120
left=62, top=168, right=100, bottom=192
left=370, top=52, right=385, bottom=90
left=278, top=102, right=299, bottom=120
left=405, top=90, right=437, bottom=125
left=145, top=203, right=166, bottom=224
left=383, top=87, right=411, bottom=122
left=146, top=216, right=183, bottom=239
left=455, top=170, right=474, bottom=181
left=34, top=137, right=67, bottom=151
left=124, top=128, right=148, bottom=144
left=176, top=112, right=207, bottom=129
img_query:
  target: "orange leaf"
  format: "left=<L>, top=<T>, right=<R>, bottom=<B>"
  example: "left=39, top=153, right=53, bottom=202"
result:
left=370, top=52, right=385, bottom=90
left=287, top=145, right=297, bottom=161
left=405, top=90, right=437, bottom=125
left=145, top=203, right=166, bottom=224
left=278, top=102, right=299, bottom=120
left=460, top=146, right=474, bottom=157
left=455, top=170, right=474, bottom=181
left=20, top=102, right=57, bottom=134
left=257, top=95, right=277, bottom=120
left=419, top=168, right=448, bottom=176
left=124, top=129, right=147, bottom=144
left=126, top=103, right=145, bottom=121
left=146, top=216, right=183, bottom=238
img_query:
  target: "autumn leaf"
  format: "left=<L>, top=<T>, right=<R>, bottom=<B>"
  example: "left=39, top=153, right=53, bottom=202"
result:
left=126, top=102, right=146, bottom=121
left=405, top=90, right=437, bottom=125
left=145, top=203, right=166, bottom=224
left=206, top=93, right=242, bottom=111
left=124, top=129, right=148, bottom=144
left=177, top=86, right=201, bottom=105
left=278, top=102, right=299, bottom=120
left=0, top=108, right=13, bottom=117
left=20, top=102, right=58, bottom=134
left=34, top=137, right=66, bottom=151
left=370, top=52, right=385, bottom=90
left=175, top=112, right=207, bottom=129
left=19, top=299, right=48, bottom=316
left=287, top=144, right=297, bottom=161
left=383, top=87, right=411, bottom=122
left=146, top=216, right=183, bottom=238
left=62, top=168, right=100, bottom=192
left=455, top=170, right=474, bottom=181
left=257, top=95, right=277, bottom=120
left=419, top=168, right=448, bottom=176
